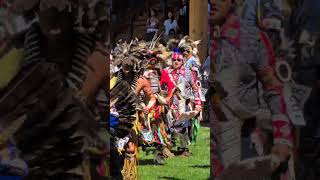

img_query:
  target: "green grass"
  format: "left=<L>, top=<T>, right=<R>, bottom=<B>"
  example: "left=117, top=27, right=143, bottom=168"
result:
left=138, top=127, right=210, bottom=180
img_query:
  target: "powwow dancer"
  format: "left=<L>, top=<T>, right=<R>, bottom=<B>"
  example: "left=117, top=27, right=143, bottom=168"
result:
left=160, top=50, right=202, bottom=157
left=178, top=37, right=206, bottom=144
left=208, top=0, right=303, bottom=179
left=110, top=71, right=138, bottom=180
left=111, top=39, right=157, bottom=179
left=142, top=43, right=176, bottom=163
left=0, top=0, right=110, bottom=179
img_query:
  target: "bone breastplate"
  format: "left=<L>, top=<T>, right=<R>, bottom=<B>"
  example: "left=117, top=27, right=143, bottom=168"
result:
left=149, top=77, right=160, bottom=94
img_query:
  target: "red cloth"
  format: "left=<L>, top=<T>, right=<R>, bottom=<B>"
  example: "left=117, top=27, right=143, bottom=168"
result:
left=160, top=67, right=186, bottom=96
left=160, top=68, right=175, bottom=96
left=272, top=119, right=294, bottom=145
left=160, top=66, right=202, bottom=111
left=211, top=14, right=240, bottom=64
left=259, top=31, right=276, bottom=67
left=220, top=14, right=241, bottom=48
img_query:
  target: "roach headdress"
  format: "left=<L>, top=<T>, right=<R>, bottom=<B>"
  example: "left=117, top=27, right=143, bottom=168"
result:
left=178, top=36, right=202, bottom=66
left=112, top=38, right=149, bottom=74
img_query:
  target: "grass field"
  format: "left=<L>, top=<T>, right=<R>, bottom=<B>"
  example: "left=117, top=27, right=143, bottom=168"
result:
left=138, top=127, right=210, bottom=180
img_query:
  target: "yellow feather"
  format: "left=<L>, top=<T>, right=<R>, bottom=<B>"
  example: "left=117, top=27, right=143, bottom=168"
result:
left=110, top=76, right=117, bottom=90
left=0, top=48, right=24, bottom=89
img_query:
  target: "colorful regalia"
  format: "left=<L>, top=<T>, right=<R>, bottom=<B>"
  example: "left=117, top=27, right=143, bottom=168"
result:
left=178, top=36, right=206, bottom=144
left=160, top=49, right=202, bottom=156
left=111, top=39, right=155, bottom=180
left=209, top=1, right=307, bottom=179
left=0, top=0, right=110, bottom=179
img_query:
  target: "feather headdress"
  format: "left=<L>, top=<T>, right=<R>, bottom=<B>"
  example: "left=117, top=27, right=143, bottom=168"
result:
left=178, top=36, right=202, bottom=66
left=166, top=38, right=180, bottom=51
left=143, top=32, right=169, bottom=68
left=111, top=38, right=149, bottom=73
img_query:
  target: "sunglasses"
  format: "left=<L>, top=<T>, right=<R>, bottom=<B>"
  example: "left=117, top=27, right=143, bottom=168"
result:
left=172, top=59, right=182, bottom=62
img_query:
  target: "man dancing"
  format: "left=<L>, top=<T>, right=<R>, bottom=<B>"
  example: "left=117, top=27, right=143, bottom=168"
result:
left=160, top=51, right=202, bottom=157
left=209, top=0, right=294, bottom=179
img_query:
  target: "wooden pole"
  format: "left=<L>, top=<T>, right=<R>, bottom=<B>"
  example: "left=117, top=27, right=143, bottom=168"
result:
left=189, top=0, right=208, bottom=64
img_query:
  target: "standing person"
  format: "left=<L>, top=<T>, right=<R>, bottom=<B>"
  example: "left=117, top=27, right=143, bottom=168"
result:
left=111, top=40, right=157, bottom=180
left=110, top=76, right=137, bottom=180
left=179, top=38, right=205, bottom=144
left=142, top=51, right=175, bottom=164
left=146, top=9, right=159, bottom=41
left=179, top=0, right=189, bottom=35
left=160, top=51, right=201, bottom=157
left=110, top=54, right=139, bottom=180
left=164, top=10, right=178, bottom=40
left=208, top=0, right=298, bottom=179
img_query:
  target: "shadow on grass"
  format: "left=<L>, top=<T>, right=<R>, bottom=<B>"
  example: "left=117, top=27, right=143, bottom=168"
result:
left=190, top=165, right=210, bottom=169
left=158, top=176, right=184, bottom=180
left=169, top=149, right=180, bottom=156
left=139, top=159, right=164, bottom=166
left=200, top=120, right=210, bottom=128
left=143, top=148, right=157, bottom=156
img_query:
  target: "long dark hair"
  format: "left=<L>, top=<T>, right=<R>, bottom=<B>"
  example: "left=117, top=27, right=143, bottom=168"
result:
left=148, top=9, right=158, bottom=18
left=167, top=10, right=174, bottom=23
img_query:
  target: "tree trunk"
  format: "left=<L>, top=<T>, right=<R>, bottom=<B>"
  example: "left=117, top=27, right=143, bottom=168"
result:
left=189, top=0, right=208, bottom=64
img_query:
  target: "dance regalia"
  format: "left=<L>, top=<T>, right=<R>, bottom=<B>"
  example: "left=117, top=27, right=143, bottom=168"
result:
left=160, top=64, right=201, bottom=137
left=142, top=55, right=171, bottom=145
left=209, top=12, right=299, bottom=179
left=110, top=73, right=138, bottom=180
left=177, top=36, right=205, bottom=144
left=111, top=39, right=155, bottom=180
left=0, top=22, right=109, bottom=179
left=184, top=55, right=205, bottom=144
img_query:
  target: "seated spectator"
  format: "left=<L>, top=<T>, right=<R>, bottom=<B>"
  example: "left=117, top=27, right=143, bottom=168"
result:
left=164, top=10, right=178, bottom=38
left=146, top=9, right=159, bottom=41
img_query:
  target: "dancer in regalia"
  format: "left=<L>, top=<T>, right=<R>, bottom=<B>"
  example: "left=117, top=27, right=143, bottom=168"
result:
left=208, top=0, right=299, bottom=179
left=0, top=0, right=110, bottom=179
left=160, top=48, right=202, bottom=157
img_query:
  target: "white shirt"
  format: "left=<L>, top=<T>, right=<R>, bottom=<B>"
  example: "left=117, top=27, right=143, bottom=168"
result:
left=147, top=19, right=158, bottom=33
left=164, top=19, right=178, bottom=35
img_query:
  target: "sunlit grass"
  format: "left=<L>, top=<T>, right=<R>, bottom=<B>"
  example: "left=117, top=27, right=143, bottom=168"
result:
left=138, top=127, right=210, bottom=180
